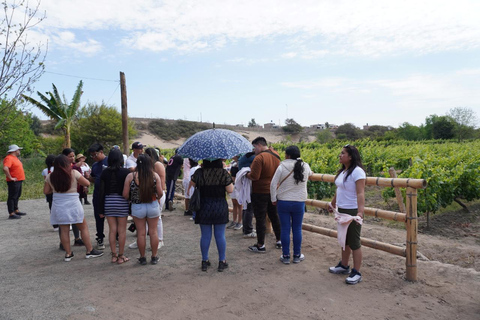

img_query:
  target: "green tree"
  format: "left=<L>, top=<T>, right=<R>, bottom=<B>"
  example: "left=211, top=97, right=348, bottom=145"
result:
left=28, top=114, right=42, bottom=135
left=0, top=99, right=38, bottom=156
left=248, top=118, right=257, bottom=127
left=71, top=103, right=136, bottom=153
left=316, top=129, right=333, bottom=143
left=0, top=0, right=46, bottom=132
left=22, top=80, right=83, bottom=148
left=432, top=116, right=455, bottom=139
left=447, top=107, right=478, bottom=141
left=282, top=118, right=303, bottom=133
left=335, top=123, right=363, bottom=140
left=396, top=122, right=422, bottom=140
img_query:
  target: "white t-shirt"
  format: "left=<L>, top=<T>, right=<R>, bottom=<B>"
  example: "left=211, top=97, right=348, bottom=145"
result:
left=125, top=153, right=137, bottom=169
left=42, top=167, right=53, bottom=178
left=335, top=166, right=366, bottom=209
left=79, top=163, right=90, bottom=176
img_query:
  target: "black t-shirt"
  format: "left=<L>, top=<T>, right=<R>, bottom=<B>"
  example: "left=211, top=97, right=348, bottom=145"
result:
left=100, top=168, right=130, bottom=195
left=166, top=155, right=183, bottom=181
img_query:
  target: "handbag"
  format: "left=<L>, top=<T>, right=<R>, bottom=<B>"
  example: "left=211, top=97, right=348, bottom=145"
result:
left=189, top=169, right=202, bottom=212
left=189, top=187, right=201, bottom=212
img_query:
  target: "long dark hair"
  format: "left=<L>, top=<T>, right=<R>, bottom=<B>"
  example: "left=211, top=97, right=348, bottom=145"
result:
left=145, top=148, right=159, bottom=163
left=335, top=145, right=365, bottom=181
left=136, top=154, right=155, bottom=202
left=203, top=159, right=223, bottom=169
left=107, top=149, right=124, bottom=171
left=50, top=155, right=72, bottom=192
left=285, top=145, right=305, bottom=184
left=45, top=155, right=55, bottom=169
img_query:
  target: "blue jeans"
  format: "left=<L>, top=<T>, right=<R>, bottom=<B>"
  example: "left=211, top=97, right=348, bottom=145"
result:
left=199, top=224, right=227, bottom=261
left=277, top=200, right=305, bottom=257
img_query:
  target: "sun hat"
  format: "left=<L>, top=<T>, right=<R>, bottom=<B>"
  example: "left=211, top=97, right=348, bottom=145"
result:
left=7, top=145, right=22, bottom=153
left=76, top=154, right=86, bottom=160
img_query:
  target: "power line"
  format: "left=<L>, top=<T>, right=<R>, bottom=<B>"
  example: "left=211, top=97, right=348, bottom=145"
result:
left=106, top=83, right=120, bottom=104
left=44, top=71, right=119, bottom=83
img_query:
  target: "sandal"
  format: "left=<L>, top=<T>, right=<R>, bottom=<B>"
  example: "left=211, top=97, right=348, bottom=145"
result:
left=111, top=252, right=118, bottom=263
left=117, top=254, right=130, bottom=264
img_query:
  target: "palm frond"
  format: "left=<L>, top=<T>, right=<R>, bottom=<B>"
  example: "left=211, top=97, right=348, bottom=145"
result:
left=21, top=94, right=61, bottom=120
left=67, top=80, right=83, bottom=118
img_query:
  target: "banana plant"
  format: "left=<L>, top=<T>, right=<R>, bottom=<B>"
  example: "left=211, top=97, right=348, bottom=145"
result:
left=22, top=80, right=83, bottom=148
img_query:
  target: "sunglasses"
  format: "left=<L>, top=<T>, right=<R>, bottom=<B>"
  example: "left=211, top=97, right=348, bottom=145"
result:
left=90, top=152, right=98, bottom=158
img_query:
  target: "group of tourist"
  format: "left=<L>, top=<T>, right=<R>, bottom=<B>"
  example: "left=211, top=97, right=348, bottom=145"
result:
left=3, top=137, right=366, bottom=284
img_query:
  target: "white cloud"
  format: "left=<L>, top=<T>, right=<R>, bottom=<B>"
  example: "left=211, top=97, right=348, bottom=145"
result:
left=36, top=0, right=480, bottom=57
left=50, top=31, right=102, bottom=55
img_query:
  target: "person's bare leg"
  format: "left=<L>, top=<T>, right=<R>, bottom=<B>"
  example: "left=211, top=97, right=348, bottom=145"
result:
left=106, top=216, right=117, bottom=254
left=59, top=225, right=71, bottom=255
left=341, top=246, right=351, bottom=267
left=134, top=217, right=147, bottom=257
left=352, top=248, right=362, bottom=271
left=117, top=217, right=127, bottom=256
left=76, top=218, right=93, bottom=252
left=147, top=217, right=159, bottom=257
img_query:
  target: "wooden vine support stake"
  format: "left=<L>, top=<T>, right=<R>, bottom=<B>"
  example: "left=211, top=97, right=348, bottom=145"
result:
left=406, top=187, right=418, bottom=281
left=389, top=167, right=406, bottom=213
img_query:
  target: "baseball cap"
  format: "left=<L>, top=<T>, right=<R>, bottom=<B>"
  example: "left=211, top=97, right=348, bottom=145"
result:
left=132, top=142, right=144, bottom=150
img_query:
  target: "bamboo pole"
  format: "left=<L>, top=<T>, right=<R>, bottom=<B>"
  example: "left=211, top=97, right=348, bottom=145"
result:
left=310, top=174, right=427, bottom=189
left=389, top=167, right=406, bottom=213
left=405, top=187, right=418, bottom=281
left=305, top=199, right=407, bottom=222
left=302, top=223, right=405, bottom=256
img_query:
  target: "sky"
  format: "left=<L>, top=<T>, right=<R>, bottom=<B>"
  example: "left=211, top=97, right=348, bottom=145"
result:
left=11, top=0, right=480, bottom=128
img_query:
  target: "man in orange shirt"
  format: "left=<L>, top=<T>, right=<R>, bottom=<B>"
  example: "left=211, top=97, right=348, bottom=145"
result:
left=246, top=137, right=282, bottom=253
left=3, top=145, right=26, bottom=219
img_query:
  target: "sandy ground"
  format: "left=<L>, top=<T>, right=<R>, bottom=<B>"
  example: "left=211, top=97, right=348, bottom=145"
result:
left=137, top=129, right=299, bottom=150
left=0, top=192, right=479, bottom=320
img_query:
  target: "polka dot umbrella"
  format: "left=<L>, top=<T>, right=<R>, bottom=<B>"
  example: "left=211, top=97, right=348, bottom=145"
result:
left=177, top=128, right=253, bottom=161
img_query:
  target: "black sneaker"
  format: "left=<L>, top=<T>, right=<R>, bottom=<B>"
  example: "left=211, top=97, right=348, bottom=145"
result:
left=218, top=261, right=229, bottom=272
left=138, top=257, right=147, bottom=265
left=275, top=241, right=282, bottom=249
left=201, top=260, right=211, bottom=271
left=151, top=256, right=159, bottom=265
left=85, top=249, right=104, bottom=259
left=84, top=200, right=91, bottom=205
left=74, top=238, right=85, bottom=246
left=8, top=214, right=21, bottom=219
left=64, top=252, right=74, bottom=262
left=248, top=244, right=266, bottom=253
left=15, top=212, right=27, bottom=216
left=184, top=210, right=193, bottom=216
left=329, top=261, right=350, bottom=274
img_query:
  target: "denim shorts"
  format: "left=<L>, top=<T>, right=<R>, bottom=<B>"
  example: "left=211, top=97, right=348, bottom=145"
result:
left=131, top=201, right=161, bottom=219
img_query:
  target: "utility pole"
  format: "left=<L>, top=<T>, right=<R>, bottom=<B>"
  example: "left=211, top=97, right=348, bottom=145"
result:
left=120, top=72, right=128, bottom=155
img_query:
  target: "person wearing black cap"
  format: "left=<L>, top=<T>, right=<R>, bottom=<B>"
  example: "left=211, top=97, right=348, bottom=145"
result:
left=126, top=142, right=144, bottom=172
left=3, top=145, right=26, bottom=219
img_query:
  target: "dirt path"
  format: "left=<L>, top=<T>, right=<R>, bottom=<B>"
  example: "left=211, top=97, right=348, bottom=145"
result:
left=0, top=198, right=479, bottom=320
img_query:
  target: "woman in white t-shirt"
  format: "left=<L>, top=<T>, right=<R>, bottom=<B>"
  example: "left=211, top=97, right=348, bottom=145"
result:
left=328, top=144, right=366, bottom=285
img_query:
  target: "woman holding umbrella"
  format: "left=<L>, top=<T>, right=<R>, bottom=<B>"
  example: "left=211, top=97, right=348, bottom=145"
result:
left=189, top=159, right=233, bottom=272
left=178, top=128, right=251, bottom=272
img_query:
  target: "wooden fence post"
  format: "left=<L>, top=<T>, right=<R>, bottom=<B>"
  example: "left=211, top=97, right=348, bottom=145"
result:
left=389, top=167, right=406, bottom=213
left=406, top=187, right=418, bottom=281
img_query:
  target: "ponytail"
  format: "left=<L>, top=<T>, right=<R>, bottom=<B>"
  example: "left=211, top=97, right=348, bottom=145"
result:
left=285, top=145, right=305, bottom=184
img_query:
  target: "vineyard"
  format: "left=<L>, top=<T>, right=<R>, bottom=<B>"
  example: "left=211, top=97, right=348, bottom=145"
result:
left=272, top=139, right=480, bottom=215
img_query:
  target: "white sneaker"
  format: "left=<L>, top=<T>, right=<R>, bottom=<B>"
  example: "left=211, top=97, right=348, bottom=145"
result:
left=53, top=227, right=59, bottom=232
left=157, top=240, right=164, bottom=250
left=345, top=268, right=362, bottom=285
left=329, top=261, right=350, bottom=274
left=69, top=225, right=72, bottom=231
left=293, top=254, right=305, bottom=263
left=243, top=231, right=257, bottom=238
left=226, top=221, right=236, bottom=229
left=128, top=241, right=138, bottom=249
left=233, top=223, right=243, bottom=230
